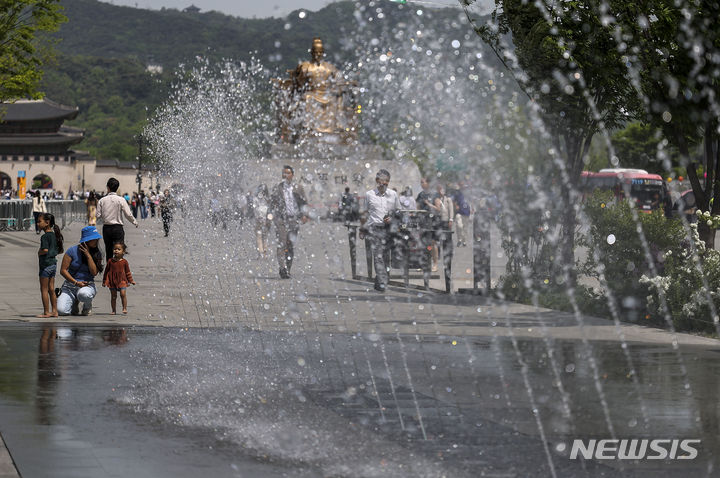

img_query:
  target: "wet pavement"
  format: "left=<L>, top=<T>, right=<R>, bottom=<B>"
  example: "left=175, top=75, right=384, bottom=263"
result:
left=0, top=323, right=718, bottom=477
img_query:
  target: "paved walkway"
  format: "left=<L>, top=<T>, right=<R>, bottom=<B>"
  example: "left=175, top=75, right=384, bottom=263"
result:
left=0, top=216, right=717, bottom=348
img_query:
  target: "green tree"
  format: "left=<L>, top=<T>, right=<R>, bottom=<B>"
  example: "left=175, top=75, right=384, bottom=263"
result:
left=462, top=0, right=637, bottom=285
left=610, top=0, right=720, bottom=247
left=40, top=54, right=172, bottom=161
left=0, top=0, right=66, bottom=102
left=611, top=122, right=679, bottom=175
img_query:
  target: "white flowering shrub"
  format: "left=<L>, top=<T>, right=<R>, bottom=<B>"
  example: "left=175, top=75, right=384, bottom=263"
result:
left=640, top=223, right=720, bottom=333
left=582, top=190, right=687, bottom=325
left=696, top=209, right=720, bottom=229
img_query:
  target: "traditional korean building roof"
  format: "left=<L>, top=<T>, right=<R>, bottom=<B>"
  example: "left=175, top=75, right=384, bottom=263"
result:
left=0, top=99, right=83, bottom=155
left=0, top=98, right=78, bottom=123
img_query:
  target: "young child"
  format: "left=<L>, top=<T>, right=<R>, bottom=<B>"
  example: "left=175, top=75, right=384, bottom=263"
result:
left=102, top=241, right=136, bottom=314
left=37, top=213, right=64, bottom=318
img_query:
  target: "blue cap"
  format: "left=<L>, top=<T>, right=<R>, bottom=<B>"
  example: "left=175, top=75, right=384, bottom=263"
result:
left=80, top=225, right=102, bottom=243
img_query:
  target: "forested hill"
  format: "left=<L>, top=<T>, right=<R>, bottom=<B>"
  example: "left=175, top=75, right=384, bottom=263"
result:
left=39, top=0, right=486, bottom=162
left=52, top=0, right=359, bottom=70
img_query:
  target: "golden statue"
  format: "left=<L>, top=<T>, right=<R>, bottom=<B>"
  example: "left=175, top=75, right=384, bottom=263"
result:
left=274, top=38, right=358, bottom=144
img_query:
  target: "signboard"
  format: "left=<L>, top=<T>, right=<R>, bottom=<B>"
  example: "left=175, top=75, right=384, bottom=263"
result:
left=631, top=178, right=663, bottom=186
left=17, top=171, right=26, bottom=198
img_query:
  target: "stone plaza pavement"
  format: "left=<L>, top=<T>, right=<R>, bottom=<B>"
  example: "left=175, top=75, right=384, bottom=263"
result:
left=0, top=216, right=717, bottom=348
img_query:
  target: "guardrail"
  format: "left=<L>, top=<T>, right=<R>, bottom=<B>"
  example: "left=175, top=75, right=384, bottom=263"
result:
left=0, top=200, right=87, bottom=231
left=345, top=210, right=456, bottom=293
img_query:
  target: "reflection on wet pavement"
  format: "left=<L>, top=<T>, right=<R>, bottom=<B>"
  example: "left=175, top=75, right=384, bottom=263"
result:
left=0, top=324, right=717, bottom=477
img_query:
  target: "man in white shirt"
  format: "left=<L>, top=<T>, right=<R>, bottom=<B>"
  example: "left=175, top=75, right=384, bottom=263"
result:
left=360, top=169, right=400, bottom=292
left=96, top=177, right=138, bottom=258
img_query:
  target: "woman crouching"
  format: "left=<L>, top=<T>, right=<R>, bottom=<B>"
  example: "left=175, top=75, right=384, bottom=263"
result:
left=57, top=226, right=104, bottom=316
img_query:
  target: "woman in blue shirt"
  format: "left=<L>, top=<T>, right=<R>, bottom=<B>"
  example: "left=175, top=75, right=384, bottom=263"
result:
left=57, top=226, right=104, bottom=316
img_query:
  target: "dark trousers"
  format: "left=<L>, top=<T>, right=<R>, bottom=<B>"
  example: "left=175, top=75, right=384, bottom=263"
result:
left=368, top=225, right=391, bottom=288
left=161, top=209, right=172, bottom=236
left=33, top=211, right=41, bottom=233
left=274, top=217, right=300, bottom=272
left=102, top=224, right=125, bottom=259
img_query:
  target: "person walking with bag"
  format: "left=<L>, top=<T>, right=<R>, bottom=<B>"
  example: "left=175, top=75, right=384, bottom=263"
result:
left=253, top=184, right=271, bottom=258
left=359, top=169, right=400, bottom=292
left=429, top=184, right=454, bottom=273
left=269, top=165, right=308, bottom=279
left=452, top=182, right=471, bottom=247
left=85, top=191, right=98, bottom=226
left=159, top=189, right=174, bottom=237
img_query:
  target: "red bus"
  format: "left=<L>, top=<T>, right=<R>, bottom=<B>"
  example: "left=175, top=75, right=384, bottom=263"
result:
left=581, top=168, right=667, bottom=212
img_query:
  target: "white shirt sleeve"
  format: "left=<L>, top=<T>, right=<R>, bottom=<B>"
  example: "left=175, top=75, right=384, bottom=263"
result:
left=123, top=198, right=138, bottom=225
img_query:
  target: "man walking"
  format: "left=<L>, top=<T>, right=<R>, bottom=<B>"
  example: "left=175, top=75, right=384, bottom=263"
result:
left=452, top=182, right=471, bottom=247
left=159, top=189, right=174, bottom=237
left=270, top=165, right=308, bottom=279
left=339, top=186, right=359, bottom=224
left=360, top=169, right=400, bottom=292
left=96, top=177, right=138, bottom=258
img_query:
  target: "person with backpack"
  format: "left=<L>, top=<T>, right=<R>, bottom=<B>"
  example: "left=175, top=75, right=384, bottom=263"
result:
left=452, top=183, right=471, bottom=247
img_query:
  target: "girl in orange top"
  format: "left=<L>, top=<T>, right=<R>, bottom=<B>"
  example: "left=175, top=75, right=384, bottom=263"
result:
left=102, top=241, right=135, bottom=314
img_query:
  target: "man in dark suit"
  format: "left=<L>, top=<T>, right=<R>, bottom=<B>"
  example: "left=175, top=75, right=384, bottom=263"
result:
left=269, top=165, right=308, bottom=279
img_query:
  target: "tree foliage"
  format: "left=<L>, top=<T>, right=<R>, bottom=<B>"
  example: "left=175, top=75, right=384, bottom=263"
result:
left=609, top=0, right=720, bottom=247
left=610, top=122, right=679, bottom=175
left=462, top=0, right=637, bottom=283
left=40, top=54, right=172, bottom=161
left=0, top=0, right=66, bottom=102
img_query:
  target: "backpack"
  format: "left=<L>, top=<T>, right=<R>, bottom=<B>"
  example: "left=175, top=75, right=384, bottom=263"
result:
left=456, top=192, right=471, bottom=216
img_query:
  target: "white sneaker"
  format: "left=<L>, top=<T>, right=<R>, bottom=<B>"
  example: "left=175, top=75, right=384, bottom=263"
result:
left=81, top=306, right=92, bottom=316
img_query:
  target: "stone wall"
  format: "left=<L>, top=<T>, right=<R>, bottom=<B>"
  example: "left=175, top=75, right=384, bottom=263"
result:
left=0, top=157, right=159, bottom=195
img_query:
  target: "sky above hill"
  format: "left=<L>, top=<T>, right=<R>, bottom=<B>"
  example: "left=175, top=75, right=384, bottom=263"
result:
left=103, top=0, right=344, bottom=18
left=103, top=0, right=464, bottom=18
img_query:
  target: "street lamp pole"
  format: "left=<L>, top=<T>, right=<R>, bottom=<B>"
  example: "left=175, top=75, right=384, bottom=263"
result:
left=135, top=135, right=143, bottom=195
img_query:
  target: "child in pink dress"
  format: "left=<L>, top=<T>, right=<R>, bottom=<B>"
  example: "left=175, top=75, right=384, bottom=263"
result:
left=102, top=242, right=136, bottom=314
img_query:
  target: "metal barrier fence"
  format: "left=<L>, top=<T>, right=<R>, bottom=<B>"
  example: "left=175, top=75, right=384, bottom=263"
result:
left=0, top=200, right=87, bottom=231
